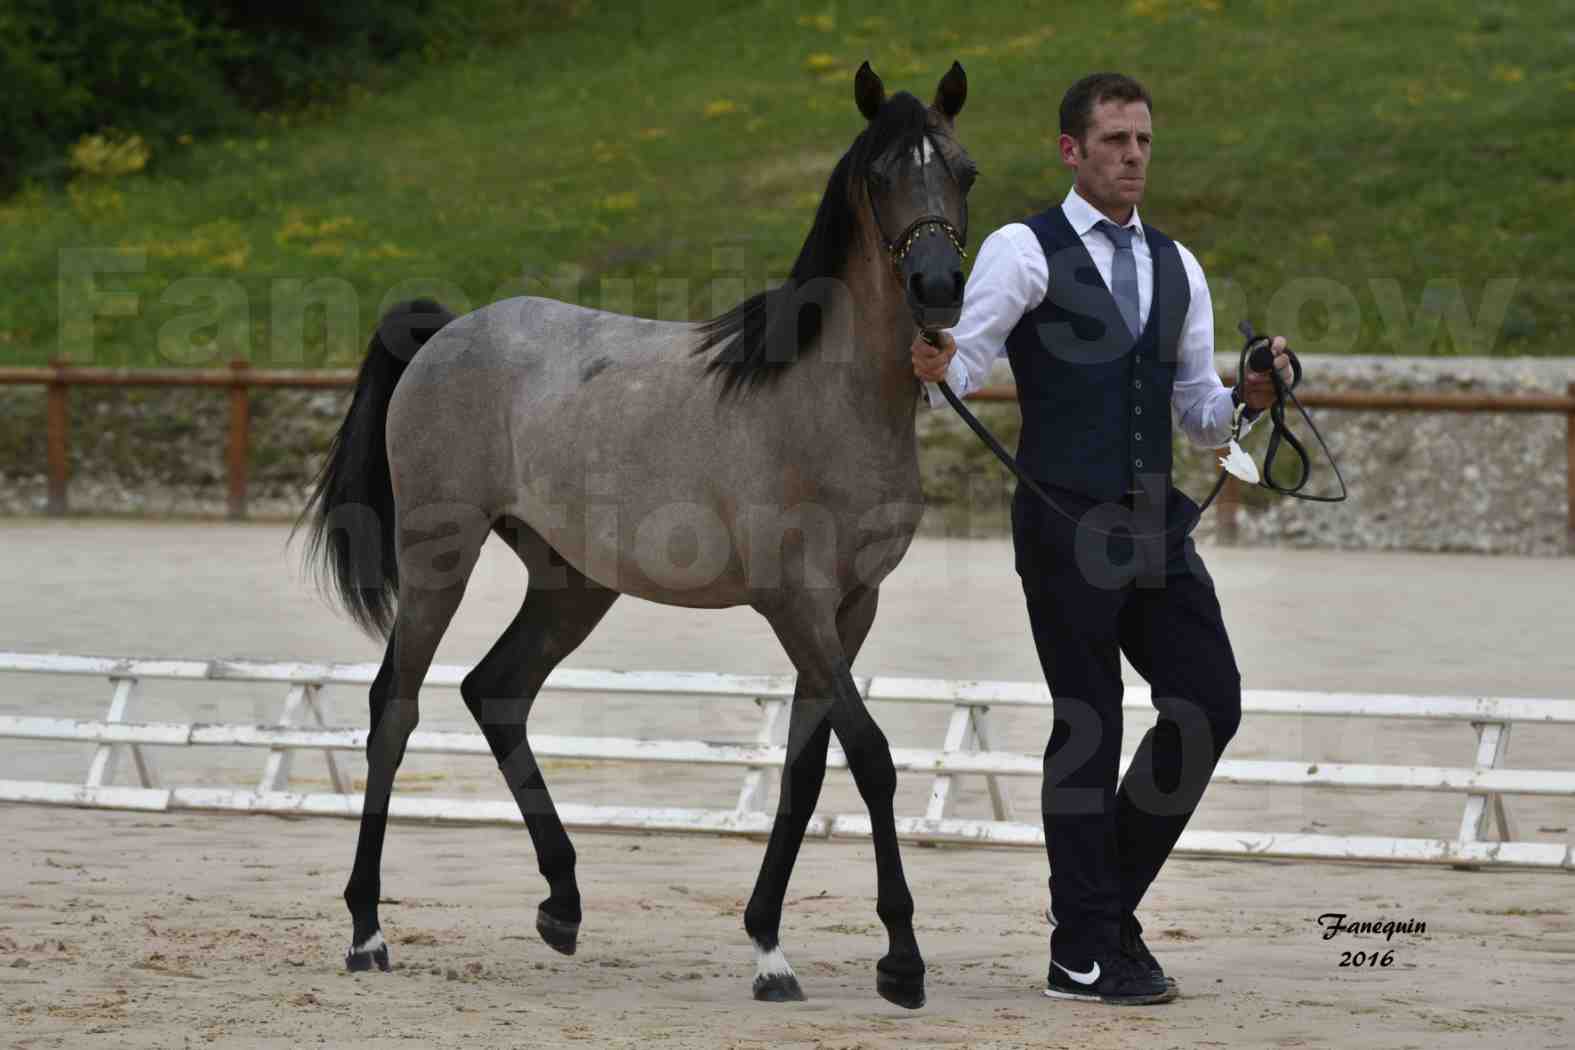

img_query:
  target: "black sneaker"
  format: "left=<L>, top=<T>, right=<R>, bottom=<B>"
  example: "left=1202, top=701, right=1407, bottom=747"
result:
left=1120, top=914, right=1177, bottom=994
left=1043, top=906, right=1179, bottom=1000
left=1044, top=947, right=1172, bottom=1005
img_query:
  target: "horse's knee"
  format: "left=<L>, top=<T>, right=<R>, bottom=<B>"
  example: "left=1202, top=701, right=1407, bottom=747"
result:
left=845, top=726, right=898, bottom=802
left=461, top=675, right=530, bottom=729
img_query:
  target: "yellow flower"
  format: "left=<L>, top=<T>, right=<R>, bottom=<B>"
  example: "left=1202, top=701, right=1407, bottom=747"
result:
left=796, top=13, right=835, bottom=31
left=1492, top=65, right=1525, bottom=83
left=804, top=53, right=838, bottom=72
left=601, top=192, right=639, bottom=212
left=704, top=99, right=741, bottom=118
left=68, top=132, right=150, bottom=178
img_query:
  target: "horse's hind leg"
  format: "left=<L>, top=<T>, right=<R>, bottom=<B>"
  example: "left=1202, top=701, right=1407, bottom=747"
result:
left=344, top=505, right=489, bottom=972
left=461, top=520, right=619, bottom=956
left=749, top=586, right=924, bottom=1008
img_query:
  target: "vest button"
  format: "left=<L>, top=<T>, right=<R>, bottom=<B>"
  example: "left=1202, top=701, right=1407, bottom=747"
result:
left=1135, top=432, right=1143, bottom=441
left=1135, top=405, right=1142, bottom=415
left=1134, top=458, right=1144, bottom=469
left=1134, top=379, right=1142, bottom=389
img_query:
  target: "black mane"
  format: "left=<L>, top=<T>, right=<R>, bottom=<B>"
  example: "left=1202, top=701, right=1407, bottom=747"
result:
left=694, top=92, right=933, bottom=396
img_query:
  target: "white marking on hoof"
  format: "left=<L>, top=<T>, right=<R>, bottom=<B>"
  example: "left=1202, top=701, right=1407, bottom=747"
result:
left=753, top=943, right=796, bottom=982
left=352, top=930, right=385, bottom=955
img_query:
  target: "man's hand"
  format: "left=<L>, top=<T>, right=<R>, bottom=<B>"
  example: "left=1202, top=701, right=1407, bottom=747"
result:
left=911, top=330, right=957, bottom=384
left=1240, top=335, right=1294, bottom=412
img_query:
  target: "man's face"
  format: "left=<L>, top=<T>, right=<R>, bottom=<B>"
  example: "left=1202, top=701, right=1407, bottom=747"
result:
left=1060, top=98, right=1152, bottom=214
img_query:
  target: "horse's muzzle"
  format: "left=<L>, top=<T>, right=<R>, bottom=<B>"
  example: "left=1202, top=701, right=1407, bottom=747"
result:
left=903, top=252, right=964, bottom=332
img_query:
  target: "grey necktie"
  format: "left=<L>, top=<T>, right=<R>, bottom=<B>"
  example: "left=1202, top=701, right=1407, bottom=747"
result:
left=1097, top=220, right=1141, bottom=339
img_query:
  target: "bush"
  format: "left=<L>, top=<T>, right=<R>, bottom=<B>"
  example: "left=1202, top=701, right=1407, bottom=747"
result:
left=0, top=0, right=490, bottom=194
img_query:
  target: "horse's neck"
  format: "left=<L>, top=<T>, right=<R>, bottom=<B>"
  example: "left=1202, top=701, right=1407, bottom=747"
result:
left=801, top=243, right=921, bottom=437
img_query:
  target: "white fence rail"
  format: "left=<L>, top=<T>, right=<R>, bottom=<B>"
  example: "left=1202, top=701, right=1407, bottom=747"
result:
left=1, top=652, right=1571, bottom=871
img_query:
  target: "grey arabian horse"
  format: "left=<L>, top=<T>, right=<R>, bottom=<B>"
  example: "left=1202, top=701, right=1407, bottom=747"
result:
left=299, top=62, right=975, bottom=1008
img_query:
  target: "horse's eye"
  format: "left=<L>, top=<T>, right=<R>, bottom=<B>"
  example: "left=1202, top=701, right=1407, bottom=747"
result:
left=868, top=170, right=891, bottom=193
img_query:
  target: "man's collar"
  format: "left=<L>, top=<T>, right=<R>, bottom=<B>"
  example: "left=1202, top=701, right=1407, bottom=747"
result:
left=1062, top=185, right=1144, bottom=240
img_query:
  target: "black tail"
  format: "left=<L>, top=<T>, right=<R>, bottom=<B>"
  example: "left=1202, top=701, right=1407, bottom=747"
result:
left=294, top=299, right=456, bottom=638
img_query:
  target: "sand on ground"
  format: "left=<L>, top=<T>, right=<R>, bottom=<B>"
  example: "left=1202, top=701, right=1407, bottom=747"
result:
left=1, top=521, right=1571, bottom=1049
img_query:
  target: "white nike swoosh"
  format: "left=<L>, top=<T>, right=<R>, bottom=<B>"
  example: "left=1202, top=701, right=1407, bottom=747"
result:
left=1052, top=959, right=1100, bottom=985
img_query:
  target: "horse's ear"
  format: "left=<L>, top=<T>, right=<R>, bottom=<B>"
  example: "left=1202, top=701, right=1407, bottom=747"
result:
left=934, top=61, right=967, bottom=120
left=855, top=61, right=885, bottom=121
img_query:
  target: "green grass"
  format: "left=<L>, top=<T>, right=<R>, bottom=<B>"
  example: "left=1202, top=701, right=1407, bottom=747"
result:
left=1, top=0, right=1569, bottom=368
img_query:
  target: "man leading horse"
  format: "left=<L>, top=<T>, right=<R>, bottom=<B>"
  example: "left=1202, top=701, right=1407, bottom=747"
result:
left=911, top=71, right=1296, bottom=1006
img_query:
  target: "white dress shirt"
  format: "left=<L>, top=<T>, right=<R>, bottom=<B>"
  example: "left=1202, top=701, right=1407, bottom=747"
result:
left=922, top=185, right=1256, bottom=449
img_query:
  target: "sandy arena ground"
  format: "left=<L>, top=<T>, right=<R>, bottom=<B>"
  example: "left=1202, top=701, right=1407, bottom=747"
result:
left=2, top=520, right=1572, bottom=1049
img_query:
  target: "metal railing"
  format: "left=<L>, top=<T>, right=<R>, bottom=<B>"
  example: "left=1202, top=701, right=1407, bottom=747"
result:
left=2, top=362, right=1573, bottom=534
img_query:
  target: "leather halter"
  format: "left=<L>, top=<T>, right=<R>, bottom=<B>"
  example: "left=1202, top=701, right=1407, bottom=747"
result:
left=874, top=215, right=967, bottom=284
left=864, top=135, right=969, bottom=287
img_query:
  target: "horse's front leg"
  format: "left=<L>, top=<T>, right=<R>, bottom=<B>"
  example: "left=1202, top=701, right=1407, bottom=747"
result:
left=754, top=587, right=924, bottom=1008
left=743, top=676, right=831, bottom=1003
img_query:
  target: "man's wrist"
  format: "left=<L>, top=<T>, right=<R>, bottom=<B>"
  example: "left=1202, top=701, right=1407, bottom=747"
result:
left=1231, top=385, right=1261, bottom=421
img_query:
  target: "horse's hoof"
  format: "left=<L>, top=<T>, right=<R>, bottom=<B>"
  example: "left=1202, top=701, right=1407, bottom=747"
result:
left=876, top=971, right=926, bottom=1010
left=753, top=972, right=807, bottom=1002
left=536, top=906, right=579, bottom=956
left=345, top=943, right=391, bottom=973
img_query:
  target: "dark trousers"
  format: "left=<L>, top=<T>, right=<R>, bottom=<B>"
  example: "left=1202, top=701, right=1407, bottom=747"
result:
left=1011, top=477, right=1243, bottom=960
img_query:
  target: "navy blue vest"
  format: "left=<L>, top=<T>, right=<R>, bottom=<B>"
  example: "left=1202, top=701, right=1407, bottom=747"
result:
left=1004, top=207, right=1191, bottom=501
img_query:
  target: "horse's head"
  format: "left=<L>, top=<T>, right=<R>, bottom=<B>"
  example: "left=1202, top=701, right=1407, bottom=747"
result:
left=855, top=61, right=975, bottom=332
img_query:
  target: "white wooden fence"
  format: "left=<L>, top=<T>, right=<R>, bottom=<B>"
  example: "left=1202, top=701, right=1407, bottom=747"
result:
left=1, top=651, right=1571, bottom=871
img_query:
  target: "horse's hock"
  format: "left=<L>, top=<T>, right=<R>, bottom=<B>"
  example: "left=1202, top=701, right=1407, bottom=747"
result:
left=916, top=353, right=1575, bottom=555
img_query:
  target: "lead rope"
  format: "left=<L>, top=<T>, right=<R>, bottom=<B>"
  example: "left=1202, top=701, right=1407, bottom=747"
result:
left=921, top=322, right=1346, bottom=542
left=1235, top=321, right=1348, bottom=504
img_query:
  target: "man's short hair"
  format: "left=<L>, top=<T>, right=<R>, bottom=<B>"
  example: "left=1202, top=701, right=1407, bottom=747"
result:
left=1059, top=73, right=1153, bottom=143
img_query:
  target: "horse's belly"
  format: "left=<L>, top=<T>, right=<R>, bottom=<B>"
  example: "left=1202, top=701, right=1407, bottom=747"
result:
left=534, top=499, right=752, bottom=609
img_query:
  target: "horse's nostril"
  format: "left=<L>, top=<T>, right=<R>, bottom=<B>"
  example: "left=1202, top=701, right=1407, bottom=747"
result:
left=909, top=272, right=926, bottom=301
left=951, top=272, right=965, bottom=302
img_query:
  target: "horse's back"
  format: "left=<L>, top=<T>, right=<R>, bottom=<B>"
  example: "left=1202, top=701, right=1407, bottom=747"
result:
left=403, top=295, right=692, bottom=386
left=383, top=297, right=735, bottom=571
